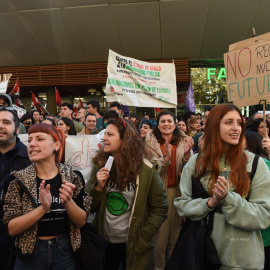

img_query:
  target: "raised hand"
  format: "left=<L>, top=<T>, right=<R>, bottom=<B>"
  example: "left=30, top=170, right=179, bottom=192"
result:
left=207, top=176, right=228, bottom=208
left=59, top=180, right=75, bottom=205
left=184, top=136, right=194, bottom=155
left=214, top=176, right=228, bottom=200
left=39, top=180, right=52, bottom=212
left=164, top=137, right=172, bottom=162
left=96, top=168, right=110, bottom=191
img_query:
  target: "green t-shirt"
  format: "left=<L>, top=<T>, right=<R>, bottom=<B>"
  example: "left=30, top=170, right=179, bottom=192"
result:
left=96, top=116, right=103, bottom=129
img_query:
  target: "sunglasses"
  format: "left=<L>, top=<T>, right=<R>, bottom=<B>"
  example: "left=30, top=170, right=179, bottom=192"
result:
left=116, top=117, right=127, bottom=128
left=0, top=106, right=14, bottom=111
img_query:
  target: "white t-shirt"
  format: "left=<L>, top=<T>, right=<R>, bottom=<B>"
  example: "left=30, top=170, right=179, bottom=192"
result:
left=103, top=180, right=136, bottom=243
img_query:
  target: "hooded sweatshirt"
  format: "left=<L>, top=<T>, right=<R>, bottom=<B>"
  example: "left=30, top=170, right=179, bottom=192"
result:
left=0, top=93, right=26, bottom=134
left=175, top=151, right=270, bottom=270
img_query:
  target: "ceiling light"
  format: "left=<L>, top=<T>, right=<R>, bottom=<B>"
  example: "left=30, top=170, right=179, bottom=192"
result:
left=88, top=88, right=97, bottom=93
left=38, top=93, right=46, bottom=98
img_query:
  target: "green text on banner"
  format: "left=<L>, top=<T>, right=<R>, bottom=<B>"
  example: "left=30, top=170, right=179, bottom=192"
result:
left=105, top=50, right=177, bottom=108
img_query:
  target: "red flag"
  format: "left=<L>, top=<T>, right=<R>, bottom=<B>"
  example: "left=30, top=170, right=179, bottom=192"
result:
left=31, top=92, right=42, bottom=112
left=55, top=87, right=62, bottom=107
left=155, top=108, right=161, bottom=113
left=78, top=96, right=84, bottom=108
left=15, top=98, right=24, bottom=107
left=73, top=105, right=78, bottom=118
left=9, top=77, right=19, bottom=95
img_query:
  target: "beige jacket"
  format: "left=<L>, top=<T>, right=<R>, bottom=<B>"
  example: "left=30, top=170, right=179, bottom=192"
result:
left=78, top=127, right=89, bottom=135
left=145, top=130, right=192, bottom=195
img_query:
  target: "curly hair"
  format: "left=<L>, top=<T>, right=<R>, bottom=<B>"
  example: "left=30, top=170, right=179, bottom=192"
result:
left=152, top=111, right=185, bottom=145
left=92, top=118, right=147, bottom=190
left=250, top=118, right=270, bottom=134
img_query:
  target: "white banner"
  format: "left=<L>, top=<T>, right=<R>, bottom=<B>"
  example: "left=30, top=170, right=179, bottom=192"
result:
left=65, top=131, right=104, bottom=182
left=13, top=105, right=26, bottom=118
left=19, top=130, right=105, bottom=183
left=105, top=50, right=177, bottom=108
left=0, top=80, right=9, bottom=93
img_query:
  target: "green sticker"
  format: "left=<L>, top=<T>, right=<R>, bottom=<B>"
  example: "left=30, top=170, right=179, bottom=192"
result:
left=106, top=192, right=128, bottom=216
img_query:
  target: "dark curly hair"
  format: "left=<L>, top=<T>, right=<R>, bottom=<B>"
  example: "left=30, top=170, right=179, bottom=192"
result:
left=250, top=118, right=270, bottom=135
left=92, top=118, right=147, bottom=190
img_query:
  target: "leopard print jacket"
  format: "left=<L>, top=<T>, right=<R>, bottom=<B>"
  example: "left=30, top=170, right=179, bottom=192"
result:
left=2, top=163, right=91, bottom=255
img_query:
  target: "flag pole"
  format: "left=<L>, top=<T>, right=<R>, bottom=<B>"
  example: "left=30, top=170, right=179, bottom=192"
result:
left=30, top=91, right=50, bottom=114
left=42, top=106, right=50, bottom=115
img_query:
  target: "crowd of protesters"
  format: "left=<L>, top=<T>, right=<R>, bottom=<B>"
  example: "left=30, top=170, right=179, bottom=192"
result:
left=1, top=91, right=270, bottom=270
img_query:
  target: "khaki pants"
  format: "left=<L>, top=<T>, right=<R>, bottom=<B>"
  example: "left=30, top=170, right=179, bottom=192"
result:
left=153, top=187, right=183, bottom=270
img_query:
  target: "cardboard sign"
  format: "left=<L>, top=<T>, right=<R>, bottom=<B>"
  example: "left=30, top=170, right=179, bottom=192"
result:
left=224, top=32, right=270, bottom=107
left=0, top=80, right=9, bottom=93
left=105, top=50, right=177, bottom=108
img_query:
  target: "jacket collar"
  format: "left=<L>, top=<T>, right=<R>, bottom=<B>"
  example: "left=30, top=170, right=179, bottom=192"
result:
left=17, top=137, right=29, bottom=158
left=12, top=163, right=74, bottom=204
left=145, top=130, right=163, bottom=157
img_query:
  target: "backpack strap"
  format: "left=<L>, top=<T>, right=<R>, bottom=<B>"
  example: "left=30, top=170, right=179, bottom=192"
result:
left=250, top=155, right=259, bottom=181
left=17, top=181, right=38, bottom=208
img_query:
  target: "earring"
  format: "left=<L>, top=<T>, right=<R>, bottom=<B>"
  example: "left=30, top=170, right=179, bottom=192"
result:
left=53, top=149, right=58, bottom=154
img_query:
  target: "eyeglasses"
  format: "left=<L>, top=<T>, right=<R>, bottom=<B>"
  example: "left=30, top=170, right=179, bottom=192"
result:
left=0, top=106, right=14, bottom=111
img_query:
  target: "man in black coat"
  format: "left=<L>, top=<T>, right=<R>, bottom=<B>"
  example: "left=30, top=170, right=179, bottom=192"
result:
left=0, top=107, right=31, bottom=270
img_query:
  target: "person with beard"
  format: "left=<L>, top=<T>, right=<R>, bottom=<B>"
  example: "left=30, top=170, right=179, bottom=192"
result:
left=0, top=93, right=26, bottom=135
left=0, top=107, right=31, bottom=270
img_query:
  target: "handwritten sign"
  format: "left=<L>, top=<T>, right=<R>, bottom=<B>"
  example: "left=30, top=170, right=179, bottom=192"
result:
left=65, top=134, right=103, bottom=181
left=105, top=50, right=177, bottom=108
left=19, top=129, right=105, bottom=183
left=224, top=32, right=270, bottom=107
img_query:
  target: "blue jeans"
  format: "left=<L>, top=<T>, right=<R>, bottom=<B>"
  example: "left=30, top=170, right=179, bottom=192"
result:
left=14, top=234, right=76, bottom=270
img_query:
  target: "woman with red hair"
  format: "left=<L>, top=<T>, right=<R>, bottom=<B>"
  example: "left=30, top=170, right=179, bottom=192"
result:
left=172, top=104, right=270, bottom=270
left=2, top=123, right=91, bottom=269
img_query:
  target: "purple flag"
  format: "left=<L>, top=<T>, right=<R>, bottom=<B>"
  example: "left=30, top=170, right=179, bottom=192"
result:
left=185, top=80, right=195, bottom=112
left=121, top=104, right=129, bottom=114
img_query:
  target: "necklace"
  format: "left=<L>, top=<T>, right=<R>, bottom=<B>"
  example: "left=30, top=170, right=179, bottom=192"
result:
left=223, top=161, right=234, bottom=189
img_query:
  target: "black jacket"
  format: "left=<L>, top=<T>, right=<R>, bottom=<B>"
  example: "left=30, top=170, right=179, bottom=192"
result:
left=0, top=137, right=31, bottom=248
